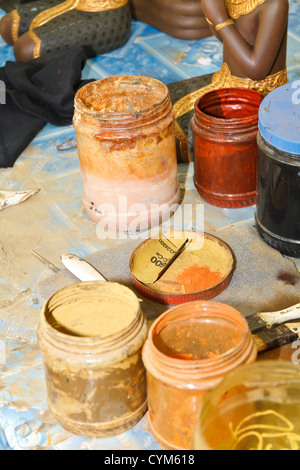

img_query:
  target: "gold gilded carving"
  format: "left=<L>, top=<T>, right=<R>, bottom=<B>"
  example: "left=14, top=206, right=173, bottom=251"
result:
left=174, top=63, right=287, bottom=161
left=11, top=9, right=21, bottom=43
left=225, top=0, right=267, bottom=19
left=29, top=0, right=128, bottom=31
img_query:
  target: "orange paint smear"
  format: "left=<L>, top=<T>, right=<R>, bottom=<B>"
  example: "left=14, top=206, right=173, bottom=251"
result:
left=167, top=353, right=195, bottom=360
left=176, top=265, right=224, bottom=293
left=167, top=352, right=223, bottom=361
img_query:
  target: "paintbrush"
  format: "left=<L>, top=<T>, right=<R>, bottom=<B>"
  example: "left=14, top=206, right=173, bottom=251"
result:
left=253, top=322, right=300, bottom=352
left=247, top=303, right=300, bottom=334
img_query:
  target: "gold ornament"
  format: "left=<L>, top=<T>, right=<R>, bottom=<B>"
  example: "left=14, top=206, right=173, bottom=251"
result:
left=215, top=19, right=235, bottom=31
left=225, top=0, right=267, bottom=20
left=10, top=9, right=21, bottom=43
left=174, top=63, right=287, bottom=162
left=29, top=0, right=128, bottom=31
left=28, top=31, right=42, bottom=59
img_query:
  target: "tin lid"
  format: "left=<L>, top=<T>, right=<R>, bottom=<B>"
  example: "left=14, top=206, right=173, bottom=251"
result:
left=129, top=231, right=234, bottom=306
left=259, top=83, right=300, bottom=156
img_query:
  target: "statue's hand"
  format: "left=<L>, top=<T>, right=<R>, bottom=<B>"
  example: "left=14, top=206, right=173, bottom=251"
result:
left=201, top=0, right=229, bottom=25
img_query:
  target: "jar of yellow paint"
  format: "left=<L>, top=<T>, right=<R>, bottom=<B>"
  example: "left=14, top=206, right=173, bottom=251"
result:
left=192, top=361, right=300, bottom=450
left=38, top=282, right=148, bottom=437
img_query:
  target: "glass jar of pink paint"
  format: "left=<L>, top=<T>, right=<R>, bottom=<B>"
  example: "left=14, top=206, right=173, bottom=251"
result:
left=73, top=76, right=180, bottom=231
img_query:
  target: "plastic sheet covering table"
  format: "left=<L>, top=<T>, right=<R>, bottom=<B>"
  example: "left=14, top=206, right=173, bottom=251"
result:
left=0, top=1, right=300, bottom=450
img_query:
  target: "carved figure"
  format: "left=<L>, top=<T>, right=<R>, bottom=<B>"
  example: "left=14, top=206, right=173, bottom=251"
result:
left=174, top=0, right=289, bottom=161
left=0, top=0, right=131, bottom=61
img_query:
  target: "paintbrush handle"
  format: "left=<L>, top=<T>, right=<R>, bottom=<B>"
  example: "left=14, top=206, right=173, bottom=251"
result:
left=253, top=324, right=299, bottom=353
left=258, top=303, right=300, bottom=329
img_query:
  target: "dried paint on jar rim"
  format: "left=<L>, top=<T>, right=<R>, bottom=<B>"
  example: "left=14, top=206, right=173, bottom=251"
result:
left=44, top=281, right=141, bottom=338
left=74, top=75, right=172, bottom=129
left=38, top=282, right=148, bottom=438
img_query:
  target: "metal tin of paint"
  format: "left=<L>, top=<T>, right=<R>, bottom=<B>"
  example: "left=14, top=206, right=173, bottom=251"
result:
left=38, top=282, right=148, bottom=438
left=73, top=75, right=180, bottom=231
left=191, top=88, right=264, bottom=208
left=256, top=84, right=300, bottom=257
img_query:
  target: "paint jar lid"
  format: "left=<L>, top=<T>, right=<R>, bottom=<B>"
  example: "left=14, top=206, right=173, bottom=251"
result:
left=258, top=83, right=300, bottom=156
left=129, top=231, right=234, bottom=305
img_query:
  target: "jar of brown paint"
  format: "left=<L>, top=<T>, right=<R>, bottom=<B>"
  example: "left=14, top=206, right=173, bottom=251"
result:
left=38, top=282, right=148, bottom=437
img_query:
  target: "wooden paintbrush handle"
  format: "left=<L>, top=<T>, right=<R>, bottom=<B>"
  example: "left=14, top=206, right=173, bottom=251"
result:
left=259, top=303, right=300, bottom=329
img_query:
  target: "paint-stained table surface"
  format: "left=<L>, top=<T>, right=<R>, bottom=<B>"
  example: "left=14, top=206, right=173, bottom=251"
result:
left=0, top=1, right=300, bottom=450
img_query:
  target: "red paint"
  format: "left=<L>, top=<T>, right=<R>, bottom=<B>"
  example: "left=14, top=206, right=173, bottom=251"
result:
left=191, top=88, right=264, bottom=208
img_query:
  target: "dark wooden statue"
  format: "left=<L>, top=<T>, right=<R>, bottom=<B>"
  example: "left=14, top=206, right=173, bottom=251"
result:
left=0, top=0, right=132, bottom=62
left=129, top=0, right=212, bottom=39
left=174, top=0, right=289, bottom=162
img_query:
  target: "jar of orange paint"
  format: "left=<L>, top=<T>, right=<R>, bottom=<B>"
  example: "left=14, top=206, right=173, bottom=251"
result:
left=73, top=76, right=180, bottom=231
left=142, top=301, right=257, bottom=450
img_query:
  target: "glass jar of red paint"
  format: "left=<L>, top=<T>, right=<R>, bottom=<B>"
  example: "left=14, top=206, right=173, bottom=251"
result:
left=191, top=88, right=264, bottom=208
left=255, top=83, right=300, bottom=258
left=142, top=301, right=257, bottom=450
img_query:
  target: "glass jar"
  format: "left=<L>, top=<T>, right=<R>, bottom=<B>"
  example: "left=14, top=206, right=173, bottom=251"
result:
left=73, top=75, right=180, bottom=231
left=191, top=88, right=264, bottom=208
left=38, top=282, right=148, bottom=437
left=142, top=301, right=257, bottom=450
left=256, top=83, right=300, bottom=257
left=193, top=361, right=300, bottom=451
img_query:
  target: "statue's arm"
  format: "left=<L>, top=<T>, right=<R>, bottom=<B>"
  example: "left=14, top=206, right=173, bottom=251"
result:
left=202, top=0, right=289, bottom=80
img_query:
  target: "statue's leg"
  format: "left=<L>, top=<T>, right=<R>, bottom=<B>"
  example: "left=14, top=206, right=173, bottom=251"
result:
left=13, top=1, right=131, bottom=62
left=0, top=0, right=64, bottom=45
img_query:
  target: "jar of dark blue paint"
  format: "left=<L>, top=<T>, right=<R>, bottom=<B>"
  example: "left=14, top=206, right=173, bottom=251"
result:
left=256, top=83, right=300, bottom=258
